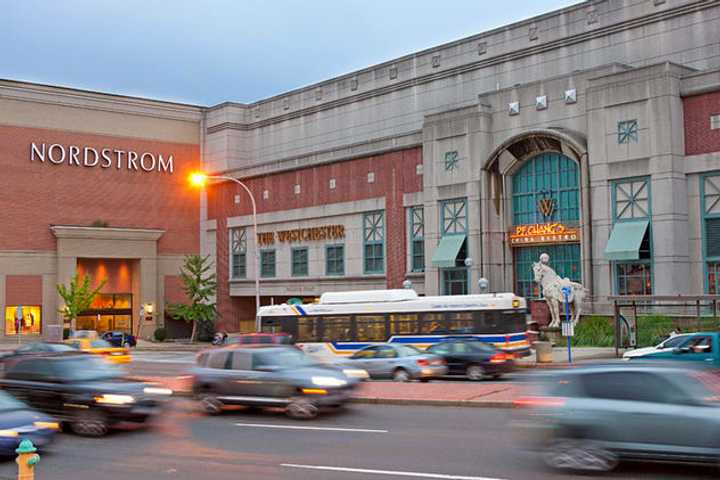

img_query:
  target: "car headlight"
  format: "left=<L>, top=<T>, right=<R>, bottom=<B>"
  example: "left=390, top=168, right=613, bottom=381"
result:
left=94, top=394, right=135, bottom=405
left=143, top=387, right=173, bottom=396
left=342, top=368, right=369, bottom=379
left=311, top=376, right=347, bottom=387
left=0, top=430, right=18, bottom=438
left=33, top=421, right=60, bottom=431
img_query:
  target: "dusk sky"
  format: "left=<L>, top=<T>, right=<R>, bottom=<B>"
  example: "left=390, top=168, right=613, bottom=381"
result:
left=1, top=1, right=580, bottom=106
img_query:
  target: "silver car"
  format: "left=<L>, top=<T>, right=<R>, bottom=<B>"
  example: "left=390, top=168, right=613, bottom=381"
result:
left=346, top=344, right=447, bottom=382
left=513, top=363, right=720, bottom=472
left=192, top=345, right=359, bottom=419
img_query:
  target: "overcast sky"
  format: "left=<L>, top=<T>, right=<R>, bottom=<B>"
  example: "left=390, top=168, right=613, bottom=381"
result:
left=1, top=0, right=580, bottom=106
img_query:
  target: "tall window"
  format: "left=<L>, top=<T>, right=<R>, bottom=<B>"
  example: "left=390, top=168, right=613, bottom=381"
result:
left=440, top=198, right=468, bottom=295
left=230, top=228, right=247, bottom=279
left=441, top=198, right=467, bottom=235
left=511, top=152, right=579, bottom=225
left=260, top=250, right=276, bottom=278
left=326, top=244, right=345, bottom=276
left=702, top=174, right=720, bottom=293
left=408, top=206, right=424, bottom=272
left=291, top=247, right=308, bottom=277
left=613, top=178, right=653, bottom=295
left=363, top=211, right=384, bottom=274
left=515, top=244, right=581, bottom=298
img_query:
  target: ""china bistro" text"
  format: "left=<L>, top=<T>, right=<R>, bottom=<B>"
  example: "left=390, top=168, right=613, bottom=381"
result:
left=30, top=142, right=174, bottom=174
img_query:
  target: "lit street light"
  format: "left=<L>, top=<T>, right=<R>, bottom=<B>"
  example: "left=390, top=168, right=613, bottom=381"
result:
left=190, top=172, right=261, bottom=332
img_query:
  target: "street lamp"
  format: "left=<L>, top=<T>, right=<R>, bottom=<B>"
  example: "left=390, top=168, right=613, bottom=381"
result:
left=190, top=172, right=261, bottom=332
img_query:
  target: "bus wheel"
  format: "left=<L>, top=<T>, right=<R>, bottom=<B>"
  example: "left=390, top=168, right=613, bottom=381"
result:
left=392, top=368, right=410, bottom=382
left=466, top=364, right=485, bottom=381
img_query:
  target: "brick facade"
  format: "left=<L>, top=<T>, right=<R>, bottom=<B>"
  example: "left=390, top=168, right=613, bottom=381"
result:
left=5, top=275, right=43, bottom=305
left=208, top=147, right=422, bottom=330
left=684, top=91, right=720, bottom=155
left=0, top=124, right=200, bottom=254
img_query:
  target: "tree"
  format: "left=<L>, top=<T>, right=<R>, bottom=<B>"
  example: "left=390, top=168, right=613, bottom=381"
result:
left=57, top=274, right=107, bottom=328
left=167, top=255, right=217, bottom=342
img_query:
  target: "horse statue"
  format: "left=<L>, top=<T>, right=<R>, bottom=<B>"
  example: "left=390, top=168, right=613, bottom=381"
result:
left=532, top=253, right=588, bottom=328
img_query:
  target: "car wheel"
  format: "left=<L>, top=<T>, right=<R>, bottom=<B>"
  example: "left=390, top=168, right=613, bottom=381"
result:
left=466, top=364, right=485, bottom=381
left=286, top=399, right=319, bottom=419
left=392, top=368, right=411, bottom=382
left=542, top=440, right=618, bottom=472
left=123, top=341, right=131, bottom=349
left=199, top=394, right=223, bottom=415
left=70, top=410, right=109, bottom=437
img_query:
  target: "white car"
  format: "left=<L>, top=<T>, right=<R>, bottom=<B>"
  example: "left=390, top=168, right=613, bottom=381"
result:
left=623, top=333, right=692, bottom=359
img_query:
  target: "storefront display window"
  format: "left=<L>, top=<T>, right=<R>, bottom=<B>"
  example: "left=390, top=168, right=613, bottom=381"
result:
left=4, top=306, right=41, bottom=335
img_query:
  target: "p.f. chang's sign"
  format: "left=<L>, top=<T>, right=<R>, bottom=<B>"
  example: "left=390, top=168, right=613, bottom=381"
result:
left=258, top=225, right=345, bottom=246
left=30, top=142, right=174, bottom=174
left=509, top=222, right=580, bottom=246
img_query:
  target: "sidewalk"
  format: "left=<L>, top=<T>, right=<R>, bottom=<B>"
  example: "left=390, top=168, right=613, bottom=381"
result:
left=515, top=346, right=620, bottom=367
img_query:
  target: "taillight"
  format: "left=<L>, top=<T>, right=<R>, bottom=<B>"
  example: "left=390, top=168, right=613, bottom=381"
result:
left=512, top=396, right=566, bottom=408
left=416, top=359, right=430, bottom=367
left=489, top=353, right=507, bottom=363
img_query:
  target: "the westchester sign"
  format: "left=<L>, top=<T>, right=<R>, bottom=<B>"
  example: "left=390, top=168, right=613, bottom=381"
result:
left=30, top=142, right=174, bottom=174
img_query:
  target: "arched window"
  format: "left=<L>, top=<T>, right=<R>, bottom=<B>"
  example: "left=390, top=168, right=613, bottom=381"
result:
left=511, top=152, right=579, bottom=225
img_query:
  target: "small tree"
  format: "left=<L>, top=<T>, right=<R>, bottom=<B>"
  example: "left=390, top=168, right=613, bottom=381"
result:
left=167, top=255, right=217, bottom=342
left=57, top=274, right=107, bottom=328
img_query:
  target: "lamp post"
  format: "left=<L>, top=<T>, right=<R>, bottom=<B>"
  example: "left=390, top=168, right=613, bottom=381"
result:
left=190, top=172, right=261, bottom=332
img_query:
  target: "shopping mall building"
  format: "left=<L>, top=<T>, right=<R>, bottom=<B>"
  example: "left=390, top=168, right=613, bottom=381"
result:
left=1, top=0, right=720, bottom=337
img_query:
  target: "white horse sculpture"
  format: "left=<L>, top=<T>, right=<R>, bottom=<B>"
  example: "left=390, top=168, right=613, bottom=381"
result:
left=532, top=254, right=588, bottom=328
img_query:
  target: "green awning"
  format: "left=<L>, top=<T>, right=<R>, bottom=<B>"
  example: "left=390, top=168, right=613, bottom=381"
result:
left=604, top=219, right=649, bottom=261
left=431, top=235, right=466, bottom=268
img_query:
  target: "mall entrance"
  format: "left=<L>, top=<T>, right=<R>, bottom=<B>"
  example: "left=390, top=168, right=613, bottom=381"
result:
left=76, top=293, right=133, bottom=334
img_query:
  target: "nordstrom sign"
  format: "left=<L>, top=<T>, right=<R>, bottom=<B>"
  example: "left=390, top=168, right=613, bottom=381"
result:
left=30, top=142, right=174, bottom=174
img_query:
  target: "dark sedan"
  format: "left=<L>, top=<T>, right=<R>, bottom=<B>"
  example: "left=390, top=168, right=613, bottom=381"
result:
left=193, top=345, right=359, bottom=419
left=0, top=391, right=58, bottom=456
left=101, top=331, right=137, bottom=348
left=0, top=354, right=172, bottom=436
left=426, top=338, right=513, bottom=380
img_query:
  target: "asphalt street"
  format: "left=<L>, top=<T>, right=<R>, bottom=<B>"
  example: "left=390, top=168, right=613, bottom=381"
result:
left=0, top=402, right=715, bottom=480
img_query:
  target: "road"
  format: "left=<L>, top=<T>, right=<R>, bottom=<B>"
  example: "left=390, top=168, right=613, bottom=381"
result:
left=0, top=402, right=715, bottom=480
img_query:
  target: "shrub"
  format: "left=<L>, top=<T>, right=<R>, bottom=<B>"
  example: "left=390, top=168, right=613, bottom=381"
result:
left=153, top=327, right=167, bottom=342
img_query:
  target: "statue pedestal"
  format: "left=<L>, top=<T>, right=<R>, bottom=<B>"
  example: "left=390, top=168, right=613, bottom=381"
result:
left=541, top=326, right=562, bottom=345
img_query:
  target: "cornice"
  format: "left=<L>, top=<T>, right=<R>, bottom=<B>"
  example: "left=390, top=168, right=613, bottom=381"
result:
left=50, top=225, right=165, bottom=241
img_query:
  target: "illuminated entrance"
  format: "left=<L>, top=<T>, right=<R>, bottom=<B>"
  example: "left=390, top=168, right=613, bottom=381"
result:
left=77, top=293, right=133, bottom=334
left=75, top=258, right=135, bottom=334
left=510, top=152, right=582, bottom=298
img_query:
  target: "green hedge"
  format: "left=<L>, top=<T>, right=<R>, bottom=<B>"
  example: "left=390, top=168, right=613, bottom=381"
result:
left=552, top=315, right=720, bottom=347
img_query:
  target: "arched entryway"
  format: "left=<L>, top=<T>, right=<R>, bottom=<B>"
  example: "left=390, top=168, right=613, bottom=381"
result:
left=510, top=152, right=582, bottom=297
left=483, top=128, right=589, bottom=299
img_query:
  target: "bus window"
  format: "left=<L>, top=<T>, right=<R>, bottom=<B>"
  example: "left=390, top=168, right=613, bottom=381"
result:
left=448, top=312, right=474, bottom=333
left=390, top=314, right=418, bottom=335
left=355, top=315, right=386, bottom=341
left=420, top=313, right=445, bottom=333
left=321, top=316, right=351, bottom=342
left=298, top=317, right=319, bottom=342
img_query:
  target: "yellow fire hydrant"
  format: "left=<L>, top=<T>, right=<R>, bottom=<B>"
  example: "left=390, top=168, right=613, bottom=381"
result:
left=16, top=439, right=39, bottom=480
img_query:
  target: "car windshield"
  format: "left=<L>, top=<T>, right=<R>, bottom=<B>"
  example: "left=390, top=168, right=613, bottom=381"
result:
left=56, top=357, right=123, bottom=381
left=661, top=335, right=691, bottom=349
left=253, top=349, right=316, bottom=369
left=468, top=341, right=498, bottom=353
left=395, top=345, right=423, bottom=356
left=0, top=391, right=28, bottom=412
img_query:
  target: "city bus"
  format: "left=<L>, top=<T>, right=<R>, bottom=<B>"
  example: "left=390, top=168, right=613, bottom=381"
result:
left=257, top=289, right=531, bottom=361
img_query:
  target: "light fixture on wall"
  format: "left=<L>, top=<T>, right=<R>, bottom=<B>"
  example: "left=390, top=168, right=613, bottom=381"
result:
left=144, top=303, right=154, bottom=316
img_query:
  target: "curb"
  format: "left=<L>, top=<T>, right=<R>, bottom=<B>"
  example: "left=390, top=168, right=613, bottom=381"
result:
left=349, top=397, right=513, bottom=408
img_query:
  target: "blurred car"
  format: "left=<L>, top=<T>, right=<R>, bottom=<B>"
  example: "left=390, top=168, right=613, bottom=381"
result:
left=192, top=345, right=359, bottom=418
left=0, top=342, right=77, bottom=366
left=0, top=390, right=59, bottom=455
left=65, top=338, right=131, bottom=364
left=513, top=363, right=720, bottom=472
left=426, top=338, right=513, bottom=380
left=224, top=332, right=295, bottom=346
left=623, top=333, right=692, bottom=359
left=101, top=331, right=137, bottom=348
left=346, top=344, right=447, bottom=382
left=0, top=354, right=171, bottom=436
